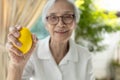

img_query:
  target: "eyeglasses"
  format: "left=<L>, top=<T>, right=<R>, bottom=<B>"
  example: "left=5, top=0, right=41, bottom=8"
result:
left=46, top=14, right=75, bottom=25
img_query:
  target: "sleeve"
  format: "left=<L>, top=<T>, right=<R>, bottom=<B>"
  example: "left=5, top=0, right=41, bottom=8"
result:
left=86, top=55, right=95, bottom=80
left=22, top=58, right=34, bottom=80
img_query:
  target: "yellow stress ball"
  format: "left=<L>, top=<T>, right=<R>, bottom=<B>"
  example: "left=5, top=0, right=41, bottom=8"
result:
left=15, top=27, right=32, bottom=54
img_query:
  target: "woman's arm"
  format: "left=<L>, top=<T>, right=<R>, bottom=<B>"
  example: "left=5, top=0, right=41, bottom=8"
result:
left=7, top=63, right=24, bottom=80
left=6, top=26, right=38, bottom=80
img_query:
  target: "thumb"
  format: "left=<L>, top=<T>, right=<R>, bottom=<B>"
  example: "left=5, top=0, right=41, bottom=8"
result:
left=27, top=34, right=38, bottom=55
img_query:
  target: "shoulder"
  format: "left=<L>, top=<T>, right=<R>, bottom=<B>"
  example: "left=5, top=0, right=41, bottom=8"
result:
left=77, top=44, right=91, bottom=56
left=72, top=41, right=92, bottom=61
left=37, top=36, right=50, bottom=45
left=70, top=39, right=91, bottom=56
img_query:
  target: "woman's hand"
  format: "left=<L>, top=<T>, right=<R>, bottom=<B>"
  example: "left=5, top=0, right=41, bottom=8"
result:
left=6, top=25, right=38, bottom=80
left=6, top=25, right=38, bottom=68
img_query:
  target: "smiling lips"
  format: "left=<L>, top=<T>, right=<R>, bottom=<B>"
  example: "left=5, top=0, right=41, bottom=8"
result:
left=55, top=30, right=69, bottom=34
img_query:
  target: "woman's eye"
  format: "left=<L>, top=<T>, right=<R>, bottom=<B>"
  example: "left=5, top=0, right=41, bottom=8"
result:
left=50, top=16, right=57, bottom=20
left=64, top=15, right=73, bottom=19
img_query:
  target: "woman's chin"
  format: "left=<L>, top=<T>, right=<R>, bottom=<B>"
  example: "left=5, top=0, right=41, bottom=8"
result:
left=52, top=36, right=69, bottom=43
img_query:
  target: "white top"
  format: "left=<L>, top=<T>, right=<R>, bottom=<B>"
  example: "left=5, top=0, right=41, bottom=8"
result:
left=22, top=36, right=95, bottom=80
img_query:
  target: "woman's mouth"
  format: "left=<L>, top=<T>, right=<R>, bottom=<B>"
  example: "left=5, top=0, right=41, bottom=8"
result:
left=55, top=30, right=69, bottom=34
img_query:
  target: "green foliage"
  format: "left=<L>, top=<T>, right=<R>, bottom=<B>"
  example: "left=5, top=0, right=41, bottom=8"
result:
left=75, top=0, right=120, bottom=52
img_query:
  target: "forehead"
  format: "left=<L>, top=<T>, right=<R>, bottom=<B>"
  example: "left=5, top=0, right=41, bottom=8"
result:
left=47, top=0, right=74, bottom=15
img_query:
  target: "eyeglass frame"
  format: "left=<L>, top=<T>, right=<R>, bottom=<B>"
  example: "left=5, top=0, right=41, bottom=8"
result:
left=46, top=14, right=75, bottom=25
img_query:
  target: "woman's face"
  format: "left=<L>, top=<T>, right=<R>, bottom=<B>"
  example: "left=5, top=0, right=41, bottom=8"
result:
left=45, top=0, right=76, bottom=42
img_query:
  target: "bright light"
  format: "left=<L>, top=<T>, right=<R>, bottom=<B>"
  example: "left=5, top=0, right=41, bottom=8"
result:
left=95, top=0, right=120, bottom=11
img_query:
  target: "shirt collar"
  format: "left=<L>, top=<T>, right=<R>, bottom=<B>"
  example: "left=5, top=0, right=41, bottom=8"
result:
left=63, top=39, right=78, bottom=63
left=37, top=36, right=52, bottom=59
left=37, top=36, right=78, bottom=63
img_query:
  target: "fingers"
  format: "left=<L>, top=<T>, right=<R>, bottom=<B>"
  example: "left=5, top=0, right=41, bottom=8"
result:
left=6, top=25, right=23, bottom=57
left=15, top=25, right=22, bottom=30
left=7, top=34, right=22, bottom=47
left=9, top=25, right=22, bottom=32
left=9, top=25, right=22, bottom=38
left=32, top=34, right=38, bottom=44
left=27, top=34, right=38, bottom=54
left=6, top=42, right=23, bottom=56
left=6, top=25, right=33, bottom=66
left=9, top=50, right=25, bottom=64
left=32, top=34, right=38, bottom=49
left=7, top=25, right=37, bottom=59
left=8, top=25, right=22, bottom=47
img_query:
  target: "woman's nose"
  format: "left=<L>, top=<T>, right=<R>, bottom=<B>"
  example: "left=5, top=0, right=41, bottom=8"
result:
left=57, top=17, right=66, bottom=27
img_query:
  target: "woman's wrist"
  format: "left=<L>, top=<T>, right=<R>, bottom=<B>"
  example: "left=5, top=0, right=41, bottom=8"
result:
left=7, top=61, right=24, bottom=80
left=8, top=62, right=24, bottom=71
left=7, top=63, right=24, bottom=80
left=8, top=59, right=26, bottom=68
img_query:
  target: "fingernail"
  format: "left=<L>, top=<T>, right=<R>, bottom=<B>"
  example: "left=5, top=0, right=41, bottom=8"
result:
left=17, top=42, right=22, bottom=47
left=14, top=32, right=19, bottom=37
left=16, top=25, right=22, bottom=30
left=19, top=53, right=23, bottom=56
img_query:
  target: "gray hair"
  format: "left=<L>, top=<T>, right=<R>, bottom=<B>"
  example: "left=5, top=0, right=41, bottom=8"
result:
left=41, top=0, right=80, bottom=24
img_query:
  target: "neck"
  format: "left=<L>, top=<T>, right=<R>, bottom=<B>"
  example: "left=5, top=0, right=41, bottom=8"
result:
left=49, top=38, right=69, bottom=64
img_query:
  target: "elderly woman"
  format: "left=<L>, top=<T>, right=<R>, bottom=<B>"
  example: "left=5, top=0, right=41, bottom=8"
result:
left=6, top=0, right=95, bottom=80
